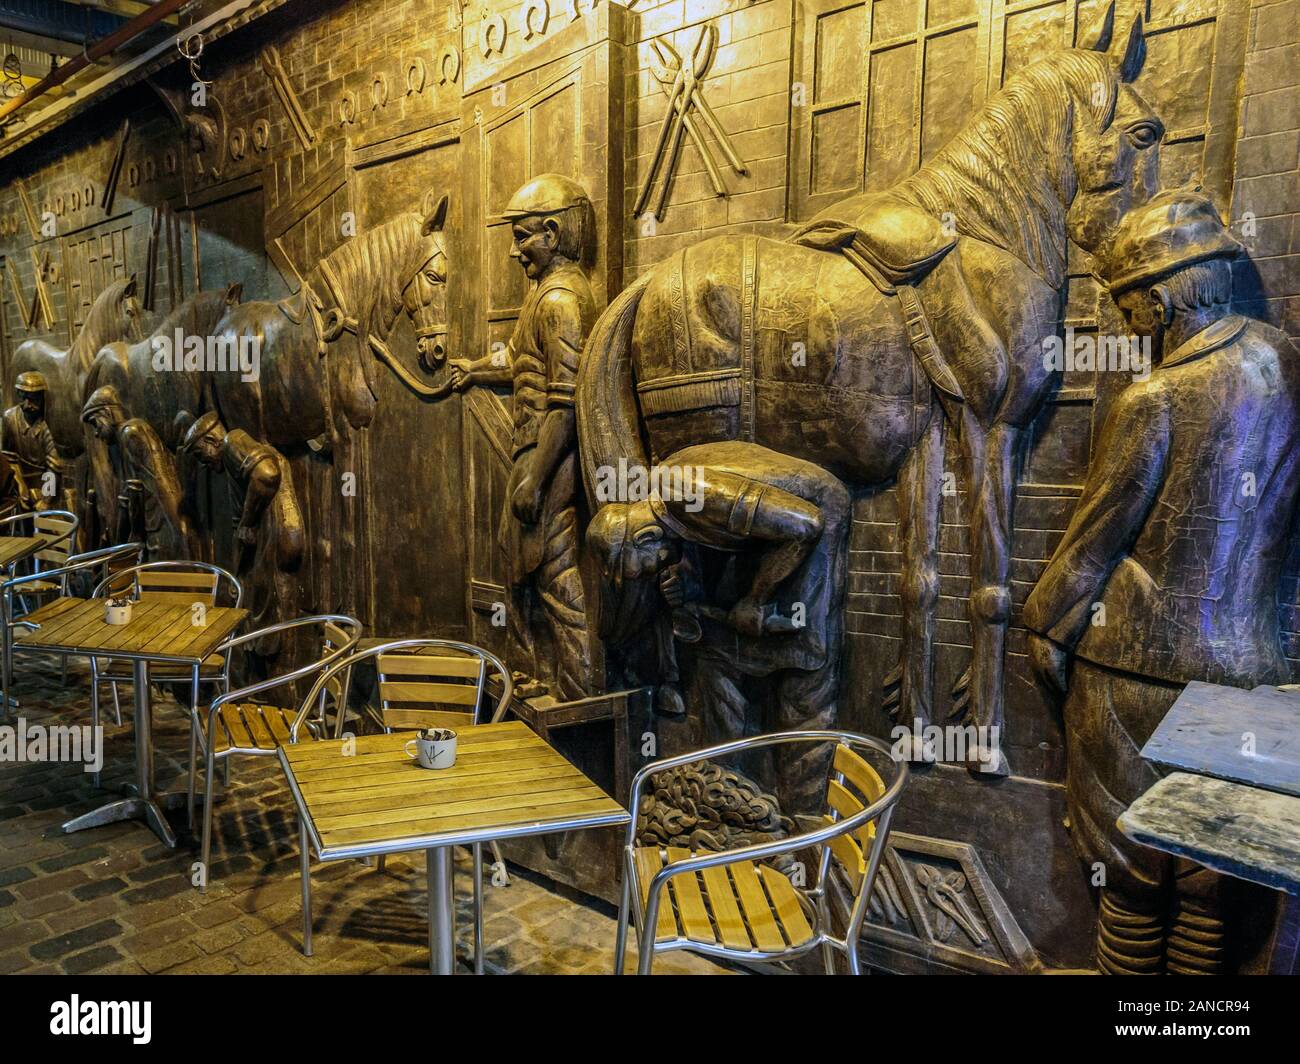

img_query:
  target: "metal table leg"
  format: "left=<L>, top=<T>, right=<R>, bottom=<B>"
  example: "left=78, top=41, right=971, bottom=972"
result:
left=1, top=581, right=16, bottom=716
left=61, top=658, right=178, bottom=848
left=427, top=845, right=455, bottom=974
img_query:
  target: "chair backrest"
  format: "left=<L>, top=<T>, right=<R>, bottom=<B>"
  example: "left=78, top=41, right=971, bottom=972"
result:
left=319, top=619, right=356, bottom=732
left=95, top=560, right=242, bottom=609
left=33, top=511, right=78, bottom=570
left=820, top=740, right=889, bottom=902
left=376, top=645, right=490, bottom=731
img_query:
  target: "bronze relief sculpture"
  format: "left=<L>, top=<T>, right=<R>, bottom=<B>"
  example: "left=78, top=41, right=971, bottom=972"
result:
left=0, top=371, right=64, bottom=512
left=180, top=412, right=305, bottom=653
left=451, top=174, right=597, bottom=700
left=578, top=13, right=1162, bottom=782
left=7, top=275, right=147, bottom=469
left=1024, top=190, right=1300, bottom=974
left=80, top=384, right=200, bottom=559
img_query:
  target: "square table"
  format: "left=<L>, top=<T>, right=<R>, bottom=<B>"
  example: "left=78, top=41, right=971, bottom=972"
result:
left=0, top=533, right=53, bottom=714
left=16, top=595, right=248, bottom=847
left=280, top=719, right=631, bottom=973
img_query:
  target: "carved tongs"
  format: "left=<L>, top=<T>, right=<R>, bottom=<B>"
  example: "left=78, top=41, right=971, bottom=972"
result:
left=636, top=23, right=747, bottom=221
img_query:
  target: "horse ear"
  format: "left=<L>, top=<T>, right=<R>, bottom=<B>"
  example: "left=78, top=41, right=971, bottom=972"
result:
left=1113, top=14, right=1146, bottom=82
left=421, top=194, right=449, bottom=236
left=1079, top=0, right=1114, bottom=52
left=225, top=281, right=243, bottom=305
left=123, top=274, right=138, bottom=298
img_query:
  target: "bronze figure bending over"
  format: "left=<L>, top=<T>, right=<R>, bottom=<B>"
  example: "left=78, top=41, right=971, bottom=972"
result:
left=1025, top=191, right=1300, bottom=975
left=578, top=7, right=1161, bottom=776
left=81, top=385, right=200, bottom=559
left=181, top=412, right=304, bottom=653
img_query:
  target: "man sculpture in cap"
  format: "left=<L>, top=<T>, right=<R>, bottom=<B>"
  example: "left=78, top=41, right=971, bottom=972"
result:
left=449, top=174, right=597, bottom=699
left=1024, top=190, right=1300, bottom=974
left=81, top=385, right=200, bottom=559
left=181, top=412, right=303, bottom=651
left=1, top=372, right=64, bottom=511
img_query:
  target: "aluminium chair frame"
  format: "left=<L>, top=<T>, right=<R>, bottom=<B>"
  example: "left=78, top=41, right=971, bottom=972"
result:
left=291, top=638, right=514, bottom=974
left=615, top=730, right=908, bottom=975
left=198, top=614, right=363, bottom=893
left=0, top=540, right=142, bottom=733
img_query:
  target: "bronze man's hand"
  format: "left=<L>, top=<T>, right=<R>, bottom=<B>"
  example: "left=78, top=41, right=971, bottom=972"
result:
left=1028, top=632, right=1070, bottom=696
left=659, top=565, right=685, bottom=607
left=448, top=359, right=475, bottom=391
left=511, top=470, right=544, bottom=524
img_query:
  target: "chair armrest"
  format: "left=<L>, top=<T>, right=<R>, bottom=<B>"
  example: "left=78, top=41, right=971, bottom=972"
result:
left=4, top=542, right=143, bottom=592
left=623, top=730, right=888, bottom=848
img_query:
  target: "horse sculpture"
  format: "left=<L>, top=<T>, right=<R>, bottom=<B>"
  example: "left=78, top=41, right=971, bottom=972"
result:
left=577, top=8, right=1162, bottom=775
left=8, top=275, right=148, bottom=462
left=201, top=193, right=450, bottom=452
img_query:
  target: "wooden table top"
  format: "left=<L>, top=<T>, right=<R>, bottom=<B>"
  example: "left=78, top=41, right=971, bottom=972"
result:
left=281, top=720, right=630, bottom=860
left=0, top=535, right=48, bottom=569
left=1120, top=772, right=1300, bottom=895
left=15, top=596, right=248, bottom=665
left=1142, top=681, right=1300, bottom=798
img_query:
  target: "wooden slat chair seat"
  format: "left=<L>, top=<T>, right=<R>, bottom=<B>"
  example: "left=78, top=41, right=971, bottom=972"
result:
left=631, top=845, right=817, bottom=952
left=207, top=701, right=320, bottom=754
left=616, top=732, right=907, bottom=975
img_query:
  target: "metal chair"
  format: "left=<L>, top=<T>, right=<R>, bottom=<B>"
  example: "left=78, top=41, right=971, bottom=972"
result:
left=89, top=561, right=242, bottom=723
left=0, top=541, right=142, bottom=729
left=292, top=639, right=513, bottom=973
left=615, top=730, right=908, bottom=975
left=197, top=615, right=362, bottom=891
left=2, top=509, right=81, bottom=686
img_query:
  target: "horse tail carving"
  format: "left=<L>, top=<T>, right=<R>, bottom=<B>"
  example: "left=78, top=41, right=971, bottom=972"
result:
left=577, top=270, right=654, bottom=502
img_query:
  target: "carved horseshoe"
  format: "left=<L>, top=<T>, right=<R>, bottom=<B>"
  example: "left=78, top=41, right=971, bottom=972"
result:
left=438, top=45, right=461, bottom=85
left=70, top=189, right=81, bottom=212
left=144, top=156, right=157, bottom=182
left=252, top=118, right=271, bottom=151
left=521, top=0, right=549, bottom=39
left=229, top=128, right=247, bottom=161
left=163, top=149, right=178, bottom=174
left=128, top=164, right=140, bottom=188
left=406, top=58, right=427, bottom=95
left=371, top=74, right=388, bottom=110
left=54, top=194, right=65, bottom=216
left=338, top=91, right=357, bottom=125
left=480, top=14, right=507, bottom=58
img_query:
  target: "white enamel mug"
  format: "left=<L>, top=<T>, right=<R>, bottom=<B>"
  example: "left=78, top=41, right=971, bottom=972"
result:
left=405, top=727, right=457, bottom=770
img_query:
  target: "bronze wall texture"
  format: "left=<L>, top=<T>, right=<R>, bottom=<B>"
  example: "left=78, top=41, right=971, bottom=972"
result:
left=0, top=0, right=1295, bottom=971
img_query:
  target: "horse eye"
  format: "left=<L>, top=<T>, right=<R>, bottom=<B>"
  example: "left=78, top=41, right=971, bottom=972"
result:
left=1128, top=122, right=1159, bottom=149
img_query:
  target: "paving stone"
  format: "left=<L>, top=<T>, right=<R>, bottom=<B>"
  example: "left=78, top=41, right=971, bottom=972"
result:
left=29, top=918, right=122, bottom=961
left=62, top=944, right=124, bottom=974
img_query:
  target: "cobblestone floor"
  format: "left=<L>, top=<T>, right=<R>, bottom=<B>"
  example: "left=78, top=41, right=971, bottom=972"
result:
left=0, top=656, right=731, bottom=976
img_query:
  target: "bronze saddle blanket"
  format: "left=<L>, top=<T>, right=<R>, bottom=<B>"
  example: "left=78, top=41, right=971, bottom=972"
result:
left=631, top=216, right=961, bottom=486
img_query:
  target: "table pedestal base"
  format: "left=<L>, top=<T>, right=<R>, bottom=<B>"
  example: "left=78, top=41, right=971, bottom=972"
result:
left=62, top=795, right=177, bottom=848
left=428, top=846, right=455, bottom=975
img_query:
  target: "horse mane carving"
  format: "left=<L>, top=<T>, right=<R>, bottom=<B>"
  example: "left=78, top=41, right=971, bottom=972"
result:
left=898, top=50, right=1119, bottom=290
left=71, top=276, right=145, bottom=374
left=314, top=213, right=429, bottom=341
